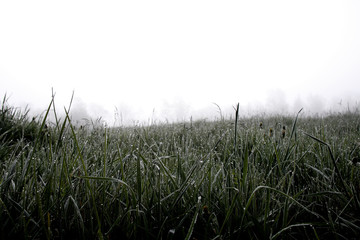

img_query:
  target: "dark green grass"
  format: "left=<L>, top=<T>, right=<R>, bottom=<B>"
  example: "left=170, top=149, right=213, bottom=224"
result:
left=1, top=97, right=360, bottom=239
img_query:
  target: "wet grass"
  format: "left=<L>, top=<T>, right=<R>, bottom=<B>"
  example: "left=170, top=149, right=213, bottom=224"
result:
left=1, top=96, right=360, bottom=239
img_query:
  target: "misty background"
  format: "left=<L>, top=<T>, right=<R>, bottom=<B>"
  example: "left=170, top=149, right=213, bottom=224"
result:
left=1, top=1, right=360, bottom=126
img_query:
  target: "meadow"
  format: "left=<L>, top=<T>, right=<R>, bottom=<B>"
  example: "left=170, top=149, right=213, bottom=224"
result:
left=1, top=96, right=360, bottom=239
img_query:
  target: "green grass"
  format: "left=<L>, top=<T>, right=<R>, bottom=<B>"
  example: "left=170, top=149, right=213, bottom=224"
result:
left=1, top=96, right=360, bottom=239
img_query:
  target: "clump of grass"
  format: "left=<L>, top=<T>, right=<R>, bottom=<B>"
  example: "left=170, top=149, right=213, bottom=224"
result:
left=0, top=96, right=360, bottom=239
left=0, top=96, right=52, bottom=162
left=0, top=96, right=37, bottom=142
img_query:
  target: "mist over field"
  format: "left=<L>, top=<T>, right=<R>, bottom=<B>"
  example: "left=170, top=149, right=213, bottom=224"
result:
left=1, top=1, right=360, bottom=125
left=2, top=1, right=360, bottom=238
left=14, top=90, right=357, bottom=127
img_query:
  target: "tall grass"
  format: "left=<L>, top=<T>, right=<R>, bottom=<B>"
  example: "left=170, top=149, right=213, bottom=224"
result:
left=0, top=96, right=360, bottom=239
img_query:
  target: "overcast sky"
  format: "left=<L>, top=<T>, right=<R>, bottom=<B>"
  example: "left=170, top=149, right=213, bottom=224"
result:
left=1, top=1, right=360, bottom=125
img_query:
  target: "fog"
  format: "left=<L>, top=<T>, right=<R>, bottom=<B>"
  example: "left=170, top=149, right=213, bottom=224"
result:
left=1, top=1, right=360, bottom=126
left=2, top=87, right=359, bottom=127
left=25, top=90, right=358, bottom=127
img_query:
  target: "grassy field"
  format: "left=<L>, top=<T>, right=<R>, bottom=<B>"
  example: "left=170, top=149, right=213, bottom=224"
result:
left=1, top=96, right=360, bottom=239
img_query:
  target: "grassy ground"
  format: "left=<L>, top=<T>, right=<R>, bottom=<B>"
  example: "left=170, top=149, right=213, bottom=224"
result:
left=1, top=97, right=360, bottom=239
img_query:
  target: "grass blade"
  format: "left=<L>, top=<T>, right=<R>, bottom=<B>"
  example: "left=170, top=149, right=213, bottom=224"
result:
left=185, top=196, right=202, bottom=240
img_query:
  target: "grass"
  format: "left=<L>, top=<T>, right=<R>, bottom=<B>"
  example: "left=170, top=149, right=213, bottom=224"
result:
left=1, top=95, right=360, bottom=239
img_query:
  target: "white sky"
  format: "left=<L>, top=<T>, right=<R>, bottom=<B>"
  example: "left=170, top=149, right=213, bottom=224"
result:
left=1, top=1, right=360, bottom=125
